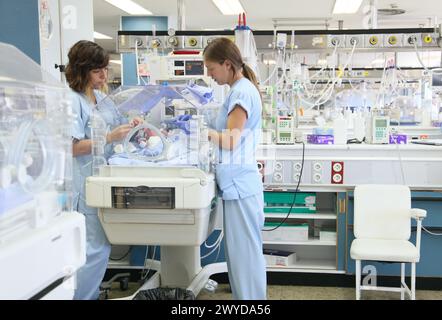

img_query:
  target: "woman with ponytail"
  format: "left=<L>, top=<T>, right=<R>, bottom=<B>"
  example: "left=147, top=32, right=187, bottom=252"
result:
left=203, top=37, right=266, bottom=300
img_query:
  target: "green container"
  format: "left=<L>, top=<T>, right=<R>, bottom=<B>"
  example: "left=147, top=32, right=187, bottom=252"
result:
left=264, top=206, right=316, bottom=214
left=264, top=191, right=316, bottom=214
left=264, top=192, right=315, bottom=205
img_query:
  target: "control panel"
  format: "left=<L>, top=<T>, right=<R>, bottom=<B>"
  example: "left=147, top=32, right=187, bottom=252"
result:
left=276, top=116, right=295, bottom=144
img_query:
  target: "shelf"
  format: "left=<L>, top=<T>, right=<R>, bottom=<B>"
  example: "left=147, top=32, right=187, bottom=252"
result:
left=266, top=258, right=338, bottom=272
left=263, top=238, right=336, bottom=246
left=265, top=213, right=336, bottom=220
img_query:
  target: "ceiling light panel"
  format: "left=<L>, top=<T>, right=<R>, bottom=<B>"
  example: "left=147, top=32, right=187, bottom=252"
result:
left=332, top=0, right=363, bottom=14
left=213, top=0, right=245, bottom=15
left=94, top=31, right=112, bottom=39
left=105, top=0, right=152, bottom=15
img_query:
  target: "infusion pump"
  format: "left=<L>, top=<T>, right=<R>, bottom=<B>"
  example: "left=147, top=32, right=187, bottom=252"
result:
left=149, top=52, right=209, bottom=83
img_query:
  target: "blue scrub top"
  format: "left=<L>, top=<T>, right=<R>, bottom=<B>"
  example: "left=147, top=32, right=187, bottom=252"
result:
left=71, top=90, right=126, bottom=215
left=214, top=77, right=263, bottom=200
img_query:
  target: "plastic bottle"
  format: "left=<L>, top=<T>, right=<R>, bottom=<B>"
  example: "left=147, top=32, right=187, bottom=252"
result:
left=353, top=112, right=366, bottom=141
left=333, top=114, right=348, bottom=145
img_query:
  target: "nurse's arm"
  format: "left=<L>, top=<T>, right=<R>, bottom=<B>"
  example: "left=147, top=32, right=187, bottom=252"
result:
left=208, top=105, right=247, bottom=151
left=72, top=124, right=133, bottom=157
left=72, top=139, right=92, bottom=156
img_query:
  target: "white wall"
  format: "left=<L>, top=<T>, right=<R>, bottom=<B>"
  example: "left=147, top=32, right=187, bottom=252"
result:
left=38, top=0, right=94, bottom=82
left=60, top=0, right=94, bottom=65
left=39, top=0, right=62, bottom=80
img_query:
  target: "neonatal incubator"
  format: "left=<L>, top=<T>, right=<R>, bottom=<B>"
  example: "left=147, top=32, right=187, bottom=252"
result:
left=0, top=43, right=86, bottom=299
left=85, top=84, right=224, bottom=297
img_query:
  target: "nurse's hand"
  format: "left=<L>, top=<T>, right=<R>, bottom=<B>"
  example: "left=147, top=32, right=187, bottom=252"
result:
left=107, top=124, right=132, bottom=143
left=130, top=117, right=144, bottom=127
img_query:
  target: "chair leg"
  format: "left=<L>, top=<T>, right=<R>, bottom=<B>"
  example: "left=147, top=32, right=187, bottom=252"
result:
left=401, top=263, right=405, bottom=300
left=355, top=260, right=361, bottom=300
left=411, top=263, right=416, bottom=300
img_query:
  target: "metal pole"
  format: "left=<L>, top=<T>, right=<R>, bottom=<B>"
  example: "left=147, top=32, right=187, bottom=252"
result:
left=370, top=0, right=378, bottom=29
left=177, top=0, right=185, bottom=31
left=338, top=20, right=343, bottom=30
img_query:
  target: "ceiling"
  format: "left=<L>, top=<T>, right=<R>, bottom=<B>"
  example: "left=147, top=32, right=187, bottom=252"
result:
left=93, top=0, right=442, bottom=54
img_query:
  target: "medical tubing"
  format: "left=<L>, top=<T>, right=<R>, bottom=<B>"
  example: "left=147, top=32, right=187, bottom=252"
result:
left=203, top=230, right=223, bottom=249
left=393, top=137, right=407, bottom=185
left=202, top=229, right=224, bottom=259
left=422, top=226, right=442, bottom=236
left=300, top=43, right=356, bottom=110
left=414, top=42, right=429, bottom=71
left=260, top=50, right=282, bottom=85
left=13, top=119, right=56, bottom=193
left=142, top=245, right=156, bottom=280
left=201, top=240, right=223, bottom=259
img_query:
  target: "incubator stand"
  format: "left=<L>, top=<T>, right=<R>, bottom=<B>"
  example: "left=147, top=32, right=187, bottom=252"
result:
left=85, top=85, right=225, bottom=298
left=0, top=43, right=86, bottom=299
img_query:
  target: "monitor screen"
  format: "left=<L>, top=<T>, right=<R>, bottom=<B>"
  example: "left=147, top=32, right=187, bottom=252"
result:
left=375, top=119, right=387, bottom=127
left=185, top=60, right=204, bottom=76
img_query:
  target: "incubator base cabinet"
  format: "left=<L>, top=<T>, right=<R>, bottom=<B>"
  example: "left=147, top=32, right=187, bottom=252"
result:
left=0, top=212, right=86, bottom=299
left=86, top=166, right=226, bottom=295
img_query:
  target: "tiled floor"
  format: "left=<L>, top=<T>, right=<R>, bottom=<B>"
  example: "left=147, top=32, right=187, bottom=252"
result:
left=106, top=282, right=442, bottom=300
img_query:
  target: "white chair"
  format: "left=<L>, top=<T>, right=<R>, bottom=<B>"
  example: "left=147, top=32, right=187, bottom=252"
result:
left=350, top=185, right=426, bottom=300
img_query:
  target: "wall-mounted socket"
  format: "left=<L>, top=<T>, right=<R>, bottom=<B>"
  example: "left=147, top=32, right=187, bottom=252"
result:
left=383, top=34, right=403, bottom=47
left=346, top=35, right=364, bottom=48
left=365, top=34, right=382, bottom=48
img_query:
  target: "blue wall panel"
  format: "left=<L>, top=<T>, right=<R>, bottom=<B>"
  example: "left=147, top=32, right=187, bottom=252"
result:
left=121, top=16, right=167, bottom=86
left=0, top=0, right=40, bottom=63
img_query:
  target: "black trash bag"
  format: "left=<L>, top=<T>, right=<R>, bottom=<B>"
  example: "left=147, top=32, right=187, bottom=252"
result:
left=133, top=287, right=195, bottom=300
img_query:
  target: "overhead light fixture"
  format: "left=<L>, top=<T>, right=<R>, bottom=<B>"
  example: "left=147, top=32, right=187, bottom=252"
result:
left=212, top=0, right=245, bottom=15
left=332, top=0, right=363, bottom=14
left=94, top=31, right=112, bottom=40
left=105, top=0, right=152, bottom=15
left=110, top=60, right=122, bottom=65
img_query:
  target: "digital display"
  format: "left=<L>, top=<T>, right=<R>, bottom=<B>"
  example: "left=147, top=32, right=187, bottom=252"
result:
left=174, top=60, right=184, bottom=67
left=376, top=119, right=387, bottom=127
left=174, top=69, right=185, bottom=76
left=279, top=132, right=292, bottom=138
left=185, top=60, right=204, bottom=76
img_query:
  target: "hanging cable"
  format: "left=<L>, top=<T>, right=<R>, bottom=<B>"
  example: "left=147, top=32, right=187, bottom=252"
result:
left=263, top=141, right=305, bottom=232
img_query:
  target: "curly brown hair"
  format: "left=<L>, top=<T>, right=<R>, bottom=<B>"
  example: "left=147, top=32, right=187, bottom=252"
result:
left=65, top=40, right=109, bottom=94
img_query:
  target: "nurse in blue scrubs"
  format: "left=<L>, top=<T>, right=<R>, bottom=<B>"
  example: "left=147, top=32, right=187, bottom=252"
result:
left=65, top=41, right=134, bottom=300
left=203, top=38, right=267, bottom=300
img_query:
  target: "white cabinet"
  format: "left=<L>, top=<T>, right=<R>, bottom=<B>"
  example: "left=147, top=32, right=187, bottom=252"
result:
left=262, top=192, right=344, bottom=274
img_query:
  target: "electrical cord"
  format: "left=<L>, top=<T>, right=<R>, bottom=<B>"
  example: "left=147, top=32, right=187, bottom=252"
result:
left=141, top=245, right=156, bottom=280
left=201, top=230, right=224, bottom=259
left=422, top=226, right=442, bottom=236
left=263, top=141, right=305, bottom=232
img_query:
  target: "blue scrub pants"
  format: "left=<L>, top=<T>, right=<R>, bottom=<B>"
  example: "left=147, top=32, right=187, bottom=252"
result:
left=74, top=214, right=111, bottom=300
left=223, top=193, right=267, bottom=300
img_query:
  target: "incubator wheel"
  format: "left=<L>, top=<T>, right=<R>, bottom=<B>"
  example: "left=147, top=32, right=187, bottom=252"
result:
left=119, top=277, right=129, bottom=291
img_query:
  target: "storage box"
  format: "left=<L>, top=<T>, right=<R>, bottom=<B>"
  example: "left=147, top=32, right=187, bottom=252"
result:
left=264, top=192, right=316, bottom=214
left=263, top=248, right=297, bottom=266
left=319, top=230, right=337, bottom=242
left=262, top=223, right=309, bottom=242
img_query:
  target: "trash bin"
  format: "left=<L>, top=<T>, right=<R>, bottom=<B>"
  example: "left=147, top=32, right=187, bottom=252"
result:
left=133, top=287, right=195, bottom=300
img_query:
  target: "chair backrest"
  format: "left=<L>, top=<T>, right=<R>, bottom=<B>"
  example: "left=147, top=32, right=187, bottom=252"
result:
left=354, top=184, right=411, bottom=240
